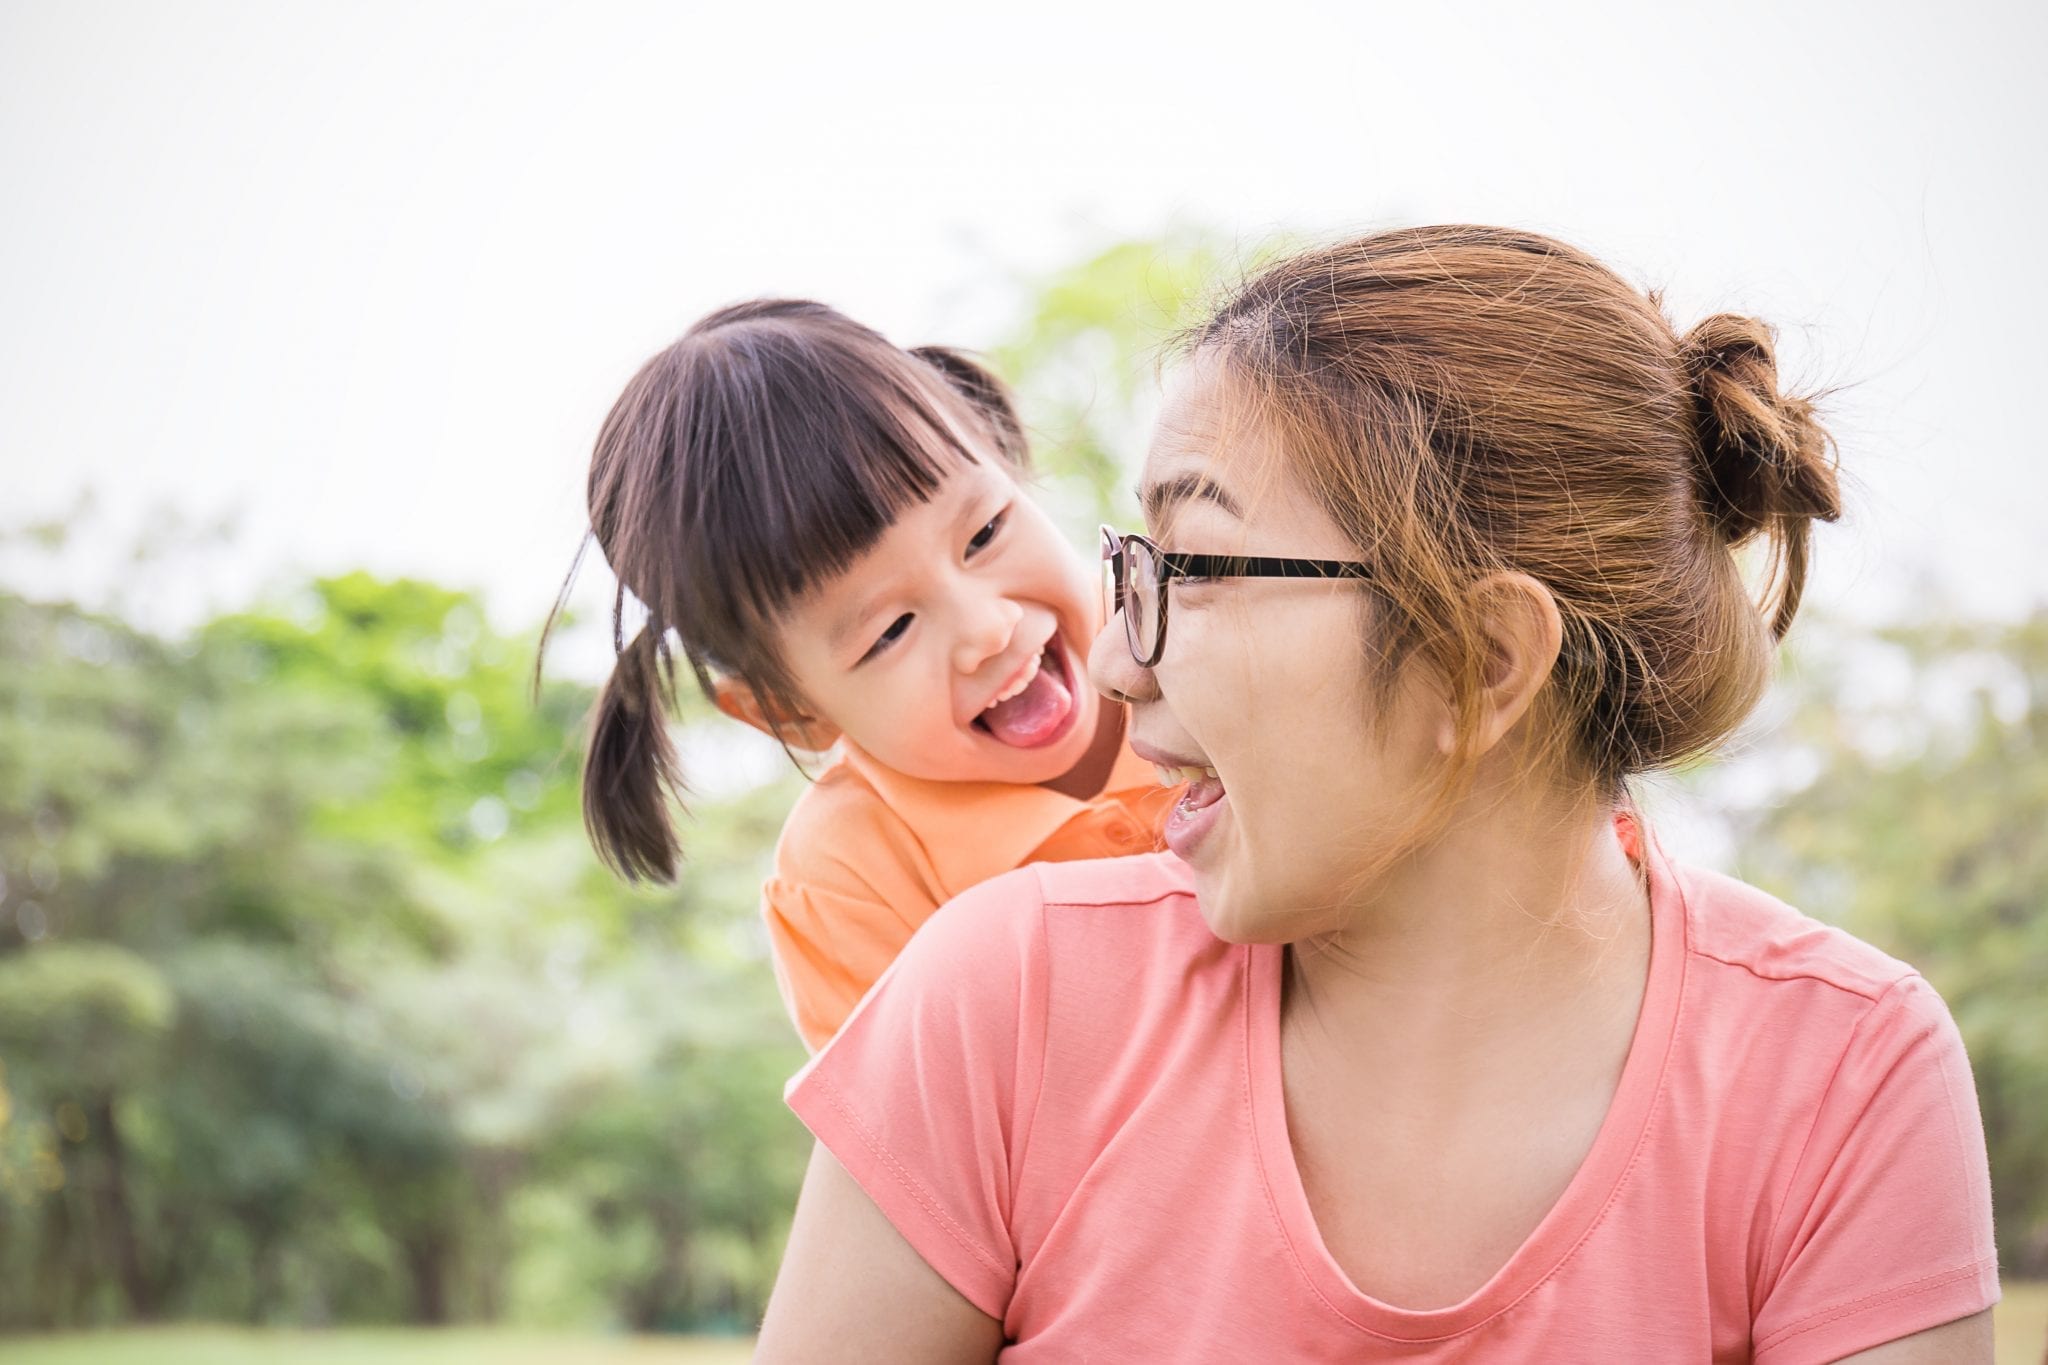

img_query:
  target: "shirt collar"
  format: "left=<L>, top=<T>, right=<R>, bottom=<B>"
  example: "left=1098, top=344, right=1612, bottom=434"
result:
left=839, top=722, right=1158, bottom=901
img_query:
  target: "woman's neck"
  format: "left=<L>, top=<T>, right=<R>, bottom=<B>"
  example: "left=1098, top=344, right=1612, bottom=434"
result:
left=1283, top=789, right=1650, bottom=1081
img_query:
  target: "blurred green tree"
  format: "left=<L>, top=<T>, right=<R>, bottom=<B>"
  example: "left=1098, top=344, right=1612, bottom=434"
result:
left=991, top=229, right=1248, bottom=525
left=0, top=573, right=810, bottom=1329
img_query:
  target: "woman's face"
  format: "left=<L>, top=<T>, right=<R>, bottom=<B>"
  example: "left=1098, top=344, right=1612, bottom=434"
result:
left=1089, top=357, right=1444, bottom=942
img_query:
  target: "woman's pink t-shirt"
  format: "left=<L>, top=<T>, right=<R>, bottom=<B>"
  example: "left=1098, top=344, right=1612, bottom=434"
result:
left=786, top=835, right=1998, bottom=1362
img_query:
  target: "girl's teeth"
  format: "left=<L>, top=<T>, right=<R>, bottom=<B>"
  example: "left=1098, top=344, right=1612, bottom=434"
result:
left=985, top=653, right=1041, bottom=709
left=1154, top=764, right=1219, bottom=787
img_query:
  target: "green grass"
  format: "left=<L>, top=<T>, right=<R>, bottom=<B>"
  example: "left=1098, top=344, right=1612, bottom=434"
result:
left=3, top=1293, right=2043, bottom=1364
left=0, top=1327, right=756, bottom=1365
left=2000, top=1281, right=2048, bottom=1364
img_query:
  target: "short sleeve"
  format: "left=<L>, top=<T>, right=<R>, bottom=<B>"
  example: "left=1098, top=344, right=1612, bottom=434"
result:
left=1750, top=974, right=1999, bottom=1364
left=784, top=867, right=1050, bottom=1320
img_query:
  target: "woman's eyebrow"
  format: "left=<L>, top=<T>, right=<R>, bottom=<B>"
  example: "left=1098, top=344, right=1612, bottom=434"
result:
left=1139, top=472, right=1243, bottom=525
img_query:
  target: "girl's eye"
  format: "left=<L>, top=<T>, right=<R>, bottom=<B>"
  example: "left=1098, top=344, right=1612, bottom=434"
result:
left=967, top=509, right=1007, bottom=557
left=859, top=613, right=914, bottom=664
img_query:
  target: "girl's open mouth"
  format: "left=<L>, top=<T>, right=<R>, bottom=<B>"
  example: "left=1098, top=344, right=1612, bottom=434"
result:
left=972, top=637, right=1080, bottom=749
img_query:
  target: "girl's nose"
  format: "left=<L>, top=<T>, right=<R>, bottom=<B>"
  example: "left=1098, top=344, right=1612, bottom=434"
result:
left=1087, top=611, right=1157, bottom=703
left=954, top=594, right=1024, bottom=674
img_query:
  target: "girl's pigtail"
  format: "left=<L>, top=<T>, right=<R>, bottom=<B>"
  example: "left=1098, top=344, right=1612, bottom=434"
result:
left=582, top=626, right=687, bottom=882
left=911, top=345, right=1032, bottom=470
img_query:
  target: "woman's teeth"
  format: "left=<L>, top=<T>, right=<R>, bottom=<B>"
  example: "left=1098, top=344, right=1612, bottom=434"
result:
left=1153, top=764, right=1219, bottom=787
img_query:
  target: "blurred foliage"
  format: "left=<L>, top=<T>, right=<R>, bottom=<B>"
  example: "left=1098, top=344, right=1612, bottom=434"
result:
left=0, top=231, right=2040, bottom=1342
left=0, top=577, right=808, bottom=1329
left=991, top=229, right=1252, bottom=525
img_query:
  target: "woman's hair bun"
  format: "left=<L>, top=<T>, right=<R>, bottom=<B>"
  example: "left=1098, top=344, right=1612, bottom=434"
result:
left=1679, top=314, right=1842, bottom=545
left=1679, top=314, right=1843, bottom=639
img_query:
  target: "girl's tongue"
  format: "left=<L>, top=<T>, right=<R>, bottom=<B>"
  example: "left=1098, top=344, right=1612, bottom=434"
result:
left=979, top=646, right=1074, bottom=748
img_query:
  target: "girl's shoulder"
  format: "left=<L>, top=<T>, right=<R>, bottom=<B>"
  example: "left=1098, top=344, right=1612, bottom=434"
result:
left=769, top=750, right=921, bottom=886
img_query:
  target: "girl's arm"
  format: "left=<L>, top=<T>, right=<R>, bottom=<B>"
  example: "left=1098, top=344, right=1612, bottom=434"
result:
left=756, top=1143, right=1005, bottom=1364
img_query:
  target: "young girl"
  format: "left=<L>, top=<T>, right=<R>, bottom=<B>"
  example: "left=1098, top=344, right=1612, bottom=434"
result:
left=567, top=299, right=1172, bottom=1050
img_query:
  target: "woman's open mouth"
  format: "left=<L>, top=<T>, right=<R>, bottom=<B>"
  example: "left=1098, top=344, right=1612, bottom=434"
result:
left=1153, top=763, right=1227, bottom=860
left=971, top=636, right=1081, bottom=749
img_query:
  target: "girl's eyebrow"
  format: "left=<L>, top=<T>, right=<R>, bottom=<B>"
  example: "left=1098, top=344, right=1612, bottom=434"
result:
left=827, top=478, right=1001, bottom=653
left=1139, top=472, right=1243, bottom=525
left=828, top=593, right=887, bottom=654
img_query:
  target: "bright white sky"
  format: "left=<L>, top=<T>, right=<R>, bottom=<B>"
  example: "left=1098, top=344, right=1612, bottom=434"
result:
left=3, top=0, right=2043, bottom=673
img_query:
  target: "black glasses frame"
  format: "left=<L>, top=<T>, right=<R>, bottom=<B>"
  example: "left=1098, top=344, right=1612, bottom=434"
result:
left=1100, top=525, right=1374, bottom=668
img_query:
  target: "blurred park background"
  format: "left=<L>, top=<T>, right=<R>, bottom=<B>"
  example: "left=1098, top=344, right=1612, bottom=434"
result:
left=4, top=1, right=2045, bottom=1359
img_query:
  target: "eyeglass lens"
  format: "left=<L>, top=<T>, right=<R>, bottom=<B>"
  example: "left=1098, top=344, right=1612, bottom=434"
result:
left=1126, top=538, right=1162, bottom=664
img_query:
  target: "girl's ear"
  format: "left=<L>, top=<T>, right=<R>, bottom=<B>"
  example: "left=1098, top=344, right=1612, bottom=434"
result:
left=712, top=677, right=842, bottom=752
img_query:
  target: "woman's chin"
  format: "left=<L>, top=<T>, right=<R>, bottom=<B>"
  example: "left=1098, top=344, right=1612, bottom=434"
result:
left=1192, top=865, right=1265, bottom=945
left=1188, top=843, right=1318, bottom=946
left=1200, top=907, right=1280, bottom=946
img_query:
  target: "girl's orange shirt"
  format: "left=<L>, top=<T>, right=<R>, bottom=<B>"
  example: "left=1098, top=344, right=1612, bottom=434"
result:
left=760, top=737, right=1172, bottom=1052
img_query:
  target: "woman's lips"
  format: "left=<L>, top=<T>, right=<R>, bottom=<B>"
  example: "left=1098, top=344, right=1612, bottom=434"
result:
left=1162, top=769, right=1227, bottom=861
left=1131, top=743, right=1227, bottom=862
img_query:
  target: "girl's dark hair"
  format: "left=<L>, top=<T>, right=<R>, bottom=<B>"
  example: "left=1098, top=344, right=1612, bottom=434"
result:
left=549, top=300, right=1030, bottom=882
left=1188, top=225, right=1842, bottom=817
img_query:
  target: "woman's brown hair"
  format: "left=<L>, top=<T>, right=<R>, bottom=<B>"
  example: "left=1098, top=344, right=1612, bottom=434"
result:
left=550, top=299, right=1030, bottom=882
left=1189, top=225, right=1841, bottom=809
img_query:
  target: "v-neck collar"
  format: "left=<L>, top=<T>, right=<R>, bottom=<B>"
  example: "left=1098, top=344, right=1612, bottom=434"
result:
left=1241, top=815, right=1688, bottom=1341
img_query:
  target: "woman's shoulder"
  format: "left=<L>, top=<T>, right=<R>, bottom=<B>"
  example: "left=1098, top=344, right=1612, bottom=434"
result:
left=797, top=853, right=1220, bottom=1134
left=837, top=852, right=1223, bottom=1060
left=1031, top=850, right=1201, bottom=912
left=1656, top=862, right=1996, bottom=1352
left=905, top=852, right=1207, bottom=975
left=1672, top=859, right=1920, bottom=1004
left=1663, top=858, right=1968, bottom=1116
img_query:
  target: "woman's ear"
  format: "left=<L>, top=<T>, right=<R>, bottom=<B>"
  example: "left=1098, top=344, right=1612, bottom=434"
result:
left=712, top=678, right=842, bottom=752
left=1453, top=572, right=1565, bottom=756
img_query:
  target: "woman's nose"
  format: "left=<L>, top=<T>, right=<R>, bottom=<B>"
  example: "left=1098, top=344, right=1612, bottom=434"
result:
left=954, top=594, right=1024, bottom=674
left=1087, top=612, right=1157, bottom=704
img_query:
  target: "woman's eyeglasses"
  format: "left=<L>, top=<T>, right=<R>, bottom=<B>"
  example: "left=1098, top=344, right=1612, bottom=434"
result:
left=1100, top=525, right=1374, bottom=667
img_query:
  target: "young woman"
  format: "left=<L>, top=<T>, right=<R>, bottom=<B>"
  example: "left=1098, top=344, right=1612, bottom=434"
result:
left=757, top=227, right=1998, bottom=1362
